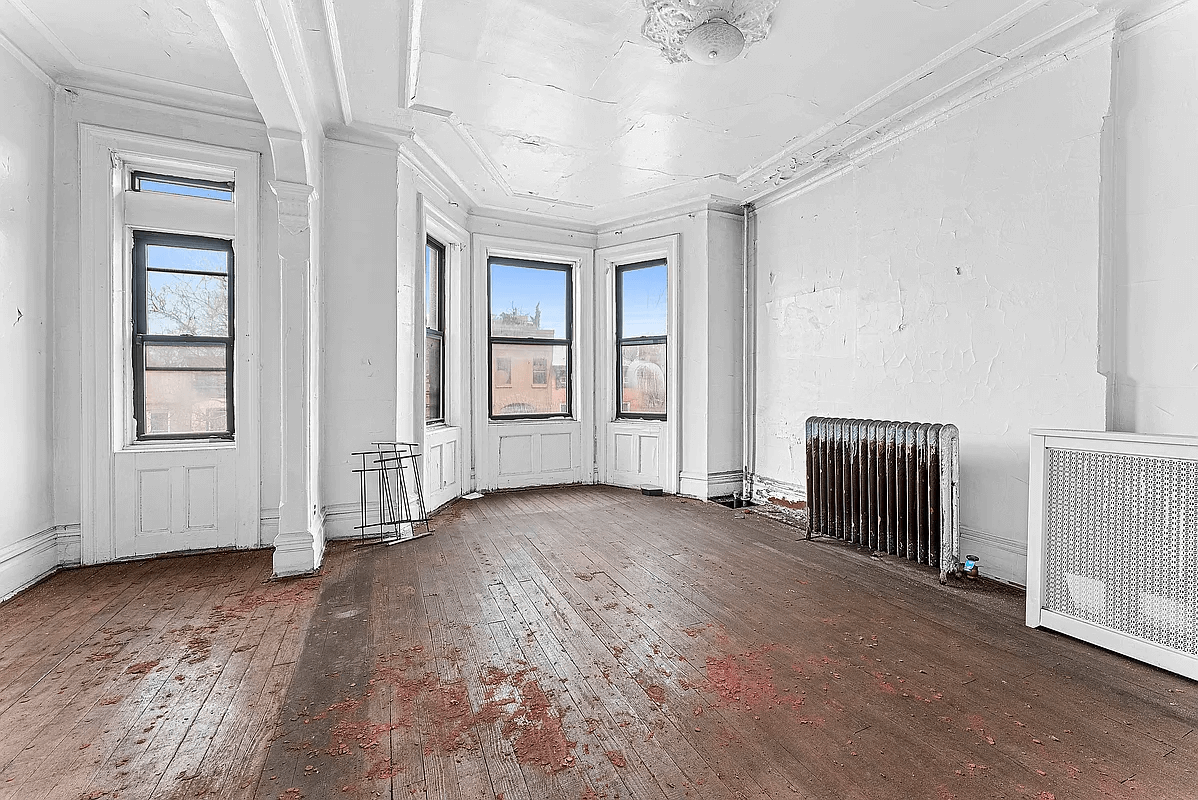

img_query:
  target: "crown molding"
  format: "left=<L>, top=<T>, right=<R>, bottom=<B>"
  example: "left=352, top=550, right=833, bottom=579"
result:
left=468, top=204, right=600, bottom=237
left=739, top=0, right=1068, bottom=190
left=7, top=0, right=259, bottom=121
left=597, top=195, right=744, bottom=235
left=0, top=25, right=52, bottom=86
left=1120, top=0, right=1195, bottom=38
left=750, top=10, right=1118, bottom=211
left=58, top=83, right=267, bottom=131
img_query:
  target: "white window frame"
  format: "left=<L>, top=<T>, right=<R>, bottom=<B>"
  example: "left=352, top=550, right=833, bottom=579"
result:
left=79, top=125, right=260, bottom=563
left=595, top=234, right=681, bottom=493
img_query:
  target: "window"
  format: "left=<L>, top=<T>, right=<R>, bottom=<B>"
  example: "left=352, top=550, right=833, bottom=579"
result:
left=488, top=258, right=572, bottom=418
left=616, top=259, right=667, bottom=419
left=132, top=230, right=234, bottom=439
left=425, top=237, right=446, bottom=423
left=131, top=171, right=234, bottom=202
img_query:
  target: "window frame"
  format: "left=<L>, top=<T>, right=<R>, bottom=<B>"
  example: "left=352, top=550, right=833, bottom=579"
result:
left=615, top=258, right=668, bottom=421
left=425, top=236, right=447, bottom=424
left=131, top=229, right=236, bottom=441
left=487, top=257, right=573, bottom=421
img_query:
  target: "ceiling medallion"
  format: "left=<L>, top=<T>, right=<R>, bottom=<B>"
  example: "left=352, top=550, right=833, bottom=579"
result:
left=641, top=0, right=779, bottom=65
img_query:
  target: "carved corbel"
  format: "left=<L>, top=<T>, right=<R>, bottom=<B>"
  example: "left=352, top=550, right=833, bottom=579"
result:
left=269, top=179, right=316, bottom=236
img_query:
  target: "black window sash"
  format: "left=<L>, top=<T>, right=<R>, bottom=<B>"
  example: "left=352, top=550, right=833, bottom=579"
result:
left=487, top=257, right=573, bottom=421
left=615, top=259, right=668, bottom=421
left=426, top=237, right=447, bottom=424
left=132, top=230, right=235, bottom=440
left=130, top=170, right=235, bottom=198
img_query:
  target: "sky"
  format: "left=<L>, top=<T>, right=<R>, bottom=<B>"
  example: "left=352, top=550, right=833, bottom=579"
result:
left=620, top=263, right=667, bottom=338
left=488, top=261, right=667, bottom=339
left=146, top=244, right=229, bottom=274
left=490, top=263, right=570, bottom=336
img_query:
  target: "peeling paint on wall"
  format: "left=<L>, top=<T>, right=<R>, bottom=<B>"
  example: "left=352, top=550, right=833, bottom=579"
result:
left=753, top=43, right=1113, bottom=584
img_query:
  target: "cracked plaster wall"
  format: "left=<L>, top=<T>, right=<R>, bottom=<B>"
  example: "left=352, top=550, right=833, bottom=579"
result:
left=0, top=48, right=54, bottom=597
left=753, top=44, right=1112, bottom=584
left=1110, top=3, right=1198, bottom=435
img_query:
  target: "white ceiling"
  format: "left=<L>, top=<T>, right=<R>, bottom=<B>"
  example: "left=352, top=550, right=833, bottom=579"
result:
left=0, top=0, right=1159, bottom=223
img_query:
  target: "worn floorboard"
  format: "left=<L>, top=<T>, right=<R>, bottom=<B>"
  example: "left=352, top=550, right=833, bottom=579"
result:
left=1, top=485, right=1195, bottom=799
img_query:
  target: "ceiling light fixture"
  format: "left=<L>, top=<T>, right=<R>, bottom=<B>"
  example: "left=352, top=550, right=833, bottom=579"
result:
left=642, top=0, right=779, bottom=66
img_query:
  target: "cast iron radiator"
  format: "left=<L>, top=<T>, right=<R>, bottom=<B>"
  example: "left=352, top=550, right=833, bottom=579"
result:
left=805, top=416, right=961, bottom=583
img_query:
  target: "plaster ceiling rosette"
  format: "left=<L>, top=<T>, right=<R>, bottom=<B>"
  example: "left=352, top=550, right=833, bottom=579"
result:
left=641, top=0, right=780, bottom=64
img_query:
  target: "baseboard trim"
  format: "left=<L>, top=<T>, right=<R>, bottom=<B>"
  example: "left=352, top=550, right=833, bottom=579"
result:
left=323, top=501, right=377, bottom=541
left=678, top=470, right=745, bottom=500
left=959, top=525, right=1027, bottom=587
left=0, top=524, right=82, bottom=604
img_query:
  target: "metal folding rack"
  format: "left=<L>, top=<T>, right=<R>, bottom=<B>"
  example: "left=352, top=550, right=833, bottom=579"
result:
left=351, top=441, right=433, bottom=546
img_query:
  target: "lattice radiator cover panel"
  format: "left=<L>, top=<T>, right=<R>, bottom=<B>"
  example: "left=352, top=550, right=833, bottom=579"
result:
left=1030, top=433, right=1198, bottom=679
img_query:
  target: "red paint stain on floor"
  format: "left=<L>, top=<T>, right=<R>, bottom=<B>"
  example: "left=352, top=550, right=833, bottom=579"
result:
left=873, top=671, right=898, bottom=694
left=125, top=659, right=160, bottom=675
left=218, top=577, right=323, bottom=617
left=700, top=647, right=780, bottom=711
left=504, top=678, right=577, bottom=772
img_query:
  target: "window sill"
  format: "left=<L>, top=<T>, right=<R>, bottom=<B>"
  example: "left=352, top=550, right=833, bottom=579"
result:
left=123, top=438, right=236, bottom=453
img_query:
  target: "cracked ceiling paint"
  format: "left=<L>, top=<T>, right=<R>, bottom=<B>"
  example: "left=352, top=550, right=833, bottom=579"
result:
left=412, top=0, right=1097, bottom=216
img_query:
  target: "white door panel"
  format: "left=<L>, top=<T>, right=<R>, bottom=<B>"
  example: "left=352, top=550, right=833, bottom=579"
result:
left=115, top=447, right=238, bottom=558
left=606, top=421, right=665, bottom=489
left=424, top=425, right=463, bottom=511
left=488, top=421, right=583, bottom=489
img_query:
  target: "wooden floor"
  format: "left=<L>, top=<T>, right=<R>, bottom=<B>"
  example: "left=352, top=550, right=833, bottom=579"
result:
left=1, top=486, right=1194, bottom=800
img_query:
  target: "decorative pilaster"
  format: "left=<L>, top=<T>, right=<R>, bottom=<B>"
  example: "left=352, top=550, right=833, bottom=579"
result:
left=269, top=179, right=322, bottom=576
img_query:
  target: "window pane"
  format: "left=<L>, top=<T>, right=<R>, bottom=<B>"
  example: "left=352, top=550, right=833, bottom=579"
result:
left=425, top=336, right=443, bottom=421
left=620, top=263, right=667, bottom=338
left=620, top=343, right=666, bottom=416
left=144, top=343, right=226, bottom=369
left=143, top=370, right=228, bottom=434
left=492, top=343, right=568, bottom=416
left=146, top=272, right=229, bottom=336
left=146, top=244, right=229, bottom=274
left=426, top=244, right=442, bottom=331
left=490, top=264, right=568, bottom=338
left=136, top=177, right=233, bottom=202
left=495, top=357, right=512, bottom=386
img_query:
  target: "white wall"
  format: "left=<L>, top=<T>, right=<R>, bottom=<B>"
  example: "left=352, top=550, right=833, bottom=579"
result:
left=0, top=50, right=55, bottom=600
left=1110, top=4, right=1198, bottom=434
left=752, top=45, right=1113, bottom=583
left=319, top=139, right=400, bottom=536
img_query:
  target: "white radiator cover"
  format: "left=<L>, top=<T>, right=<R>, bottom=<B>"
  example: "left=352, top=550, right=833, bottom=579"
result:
left=1026, top=429, right=1198, bottom=680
